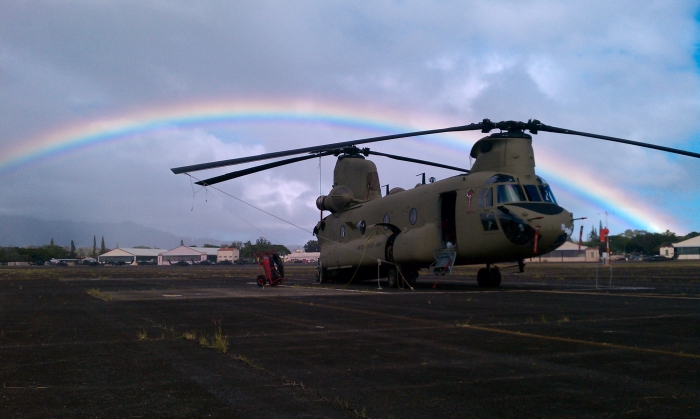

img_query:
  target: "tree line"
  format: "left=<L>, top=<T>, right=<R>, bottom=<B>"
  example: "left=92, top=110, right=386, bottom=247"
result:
left=580, top=227, right=699, bottom=256
left=0, top=236, right=109, bottom=264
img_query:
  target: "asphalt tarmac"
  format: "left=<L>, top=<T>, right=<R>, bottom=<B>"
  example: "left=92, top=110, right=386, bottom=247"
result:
left=1, top=263, right=699, bottom=418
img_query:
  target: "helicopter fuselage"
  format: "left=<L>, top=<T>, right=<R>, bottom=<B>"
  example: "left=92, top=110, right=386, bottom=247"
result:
left=316, top=169, right=573, bottom=281
left=171, top=117, right=698, bottom=287
left=314, top=133, right=574, bottom=284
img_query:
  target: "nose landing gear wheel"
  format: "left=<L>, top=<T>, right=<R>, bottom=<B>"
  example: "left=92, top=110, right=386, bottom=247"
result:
left=477, top=267, right=501, bottom=288
left=489, top=267, right=501, bottom=287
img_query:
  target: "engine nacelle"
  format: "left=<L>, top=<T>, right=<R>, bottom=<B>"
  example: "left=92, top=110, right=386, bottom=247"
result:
left=316, top=185, right=355, bottom=213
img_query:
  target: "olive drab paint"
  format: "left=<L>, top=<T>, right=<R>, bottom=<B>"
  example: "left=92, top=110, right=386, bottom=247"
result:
left=172, top=118, right=700, bottom=288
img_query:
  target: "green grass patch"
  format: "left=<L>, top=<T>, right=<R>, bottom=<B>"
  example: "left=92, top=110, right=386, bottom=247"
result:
left=86, top=288, right=113, bottom=301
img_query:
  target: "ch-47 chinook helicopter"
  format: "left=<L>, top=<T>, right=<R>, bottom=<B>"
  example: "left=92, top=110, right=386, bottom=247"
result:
left=171, top=119, right=700, bottom=288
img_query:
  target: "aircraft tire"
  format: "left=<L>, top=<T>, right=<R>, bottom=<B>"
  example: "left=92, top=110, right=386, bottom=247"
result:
left=387, top=269, right=399, bottom=288
left=489, top=268, right=502, bottom=287
left=404, top=270, right=418, bottom=287
left=477, top=268, right=489, bottom=287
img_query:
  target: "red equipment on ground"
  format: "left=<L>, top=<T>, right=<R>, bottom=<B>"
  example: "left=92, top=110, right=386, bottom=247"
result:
left=255, top=250, right=286, bottom=287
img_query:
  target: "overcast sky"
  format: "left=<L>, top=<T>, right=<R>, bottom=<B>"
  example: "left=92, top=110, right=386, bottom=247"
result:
left=1, top=1, right=699, bottom=247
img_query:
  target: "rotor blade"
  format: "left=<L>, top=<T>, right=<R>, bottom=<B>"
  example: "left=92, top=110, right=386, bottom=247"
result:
left=365, top=150, right=470, bottom=173
left=171, top=121, right=487, bottom=174
left=529, top=121, right=700, bottom=159
left=194, top=153, right=328, bottom=186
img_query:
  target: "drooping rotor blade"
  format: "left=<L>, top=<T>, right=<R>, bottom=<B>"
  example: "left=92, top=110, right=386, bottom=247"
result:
left=194, top=153, right=329, bottom=186
left=526, top=121, right=700, bottom=159
left=171, top=121, right=487, bottom=174
left=365, top=150, right=470, bottom=173
left=172, top=117, right=700, bottom=177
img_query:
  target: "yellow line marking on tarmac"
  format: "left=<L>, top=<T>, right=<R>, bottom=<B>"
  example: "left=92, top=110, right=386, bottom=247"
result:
left=525, top=289, right=700, bottom=300
left=457, top=324, right=700, bottom=360
left=269, top=298, right=700, bottom=360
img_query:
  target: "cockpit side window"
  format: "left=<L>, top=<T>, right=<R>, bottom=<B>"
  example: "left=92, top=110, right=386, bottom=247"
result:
left=497, top=184, right=526, bottom=204
left=536, top=176, right=557, bottom=203
left=539, top=184, right=557, bottom=203
left=478, top=187, right=493, bottom=208
left=523, top=185, right=542, bottom=202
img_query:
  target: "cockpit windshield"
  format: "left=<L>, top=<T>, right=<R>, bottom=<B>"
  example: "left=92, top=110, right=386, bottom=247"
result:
left=522, top=185, right=542, bottom=202
left=497, top=184, right=526, bottom=204
left=536, top=176, right=557, bottom=203
left=485, top=174, right=516, bottom=184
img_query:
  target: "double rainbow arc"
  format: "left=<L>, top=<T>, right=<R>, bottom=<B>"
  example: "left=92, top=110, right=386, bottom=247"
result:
left=0, top=100, right=676, bottom=232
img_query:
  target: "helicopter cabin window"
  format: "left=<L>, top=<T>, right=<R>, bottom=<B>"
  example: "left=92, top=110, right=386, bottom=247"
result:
left=480, top=211, right=499, bottom=231
left=536, top=176, right=558, bottom=203
left=382, top=214, right=390, bottom=229
left=478, top=187, right=493, bottom=208
left=358, top=220, right=366, bottom=235
left=409, top=208, right=417, bottom=225
left=496, top=184, right=526, bottom=204
left=340, top=224, right=345, bottom=238
left=523, top=185, right=542, bottom=202
left=485, top=174, right=516, bottom=185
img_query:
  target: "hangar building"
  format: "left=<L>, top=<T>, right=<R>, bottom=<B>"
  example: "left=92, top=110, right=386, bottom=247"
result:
left=526, top=241, right=598, bottom=263
left=285, top=250, right=320, bottom=263
left=157, top=246, right=218, bottom=265
left=99, top=248, right=162, bottom=264
left=190, top=247, right=218, bottom=262
left=673, top=235, right=700, bottom=260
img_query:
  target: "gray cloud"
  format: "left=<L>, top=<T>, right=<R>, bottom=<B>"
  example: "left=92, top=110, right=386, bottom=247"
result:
left=1, top=0, right=699, bottom=243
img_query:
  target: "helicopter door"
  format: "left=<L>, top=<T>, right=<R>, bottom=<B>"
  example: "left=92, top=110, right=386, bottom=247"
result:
left=440, top=191, right=457, bottom=248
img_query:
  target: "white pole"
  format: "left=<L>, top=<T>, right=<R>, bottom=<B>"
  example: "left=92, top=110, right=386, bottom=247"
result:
left=377, top=259, right=382, bottom=290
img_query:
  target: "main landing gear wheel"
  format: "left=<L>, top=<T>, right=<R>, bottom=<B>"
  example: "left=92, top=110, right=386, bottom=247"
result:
left=257, top=275, right=266, bottom=287
left=387, top=268, right=399, bottom=288
left=477, top=267, right=501, bottom=288
left=403, top=270, right=418, bottom=287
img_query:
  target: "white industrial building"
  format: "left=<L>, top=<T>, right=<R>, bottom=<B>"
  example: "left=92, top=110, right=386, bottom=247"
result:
left=217, top=247, right=239, bottom=263
left=673, top=236, right=700, bottom=260
left=526, top=241, right=598, bottom=263
left=157, top=247, right=202, bottom=265
left=190, top=247, right=219, bottom=262
left=284, top=250, right=320, bottom=263
left=659, top=244, right=675, bottom=258
left=98, top=248, right=163, bottom=264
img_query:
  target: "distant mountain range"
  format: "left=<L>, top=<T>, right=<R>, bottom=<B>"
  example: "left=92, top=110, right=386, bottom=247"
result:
left=0, top=215, right=227, bottom=249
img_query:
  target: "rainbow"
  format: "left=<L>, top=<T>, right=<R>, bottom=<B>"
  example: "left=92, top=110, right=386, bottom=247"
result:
left=0, top=99, right=678, bottom=232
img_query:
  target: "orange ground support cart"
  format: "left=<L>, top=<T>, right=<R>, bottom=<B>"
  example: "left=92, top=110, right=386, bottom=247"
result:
left=255, top=250, right=286, bottom=286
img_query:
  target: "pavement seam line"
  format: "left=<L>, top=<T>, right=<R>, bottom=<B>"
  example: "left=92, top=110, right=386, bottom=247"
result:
left=527, top=290, right=700, bottom=300
left=458, top=324, right=700, bottom=360
left=272, top=298, right=700, bottom=360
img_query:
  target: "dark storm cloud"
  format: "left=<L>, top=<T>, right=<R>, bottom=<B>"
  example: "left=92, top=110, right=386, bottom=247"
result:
left=1, top=0, right=700, bottom=243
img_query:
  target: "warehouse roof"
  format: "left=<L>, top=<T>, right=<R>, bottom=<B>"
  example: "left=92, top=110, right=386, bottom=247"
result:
left=100, top=248, right=163, bottom=257
left=159, top=246, right=206, bottom=256
left=673, top=235, right=700, bottom=248
left=189, top=247, right=219, bottom=256
left=552, top=241, right=592, bottom=251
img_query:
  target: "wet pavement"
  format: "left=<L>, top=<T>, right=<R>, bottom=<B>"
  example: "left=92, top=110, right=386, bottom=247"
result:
left=1, top=264, right=699, bottom=418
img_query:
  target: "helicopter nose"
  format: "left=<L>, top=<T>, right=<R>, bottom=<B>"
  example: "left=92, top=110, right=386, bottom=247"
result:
left=497, top=203, right=573, bottom=251
left=530, top=207, right=574, bottom=251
